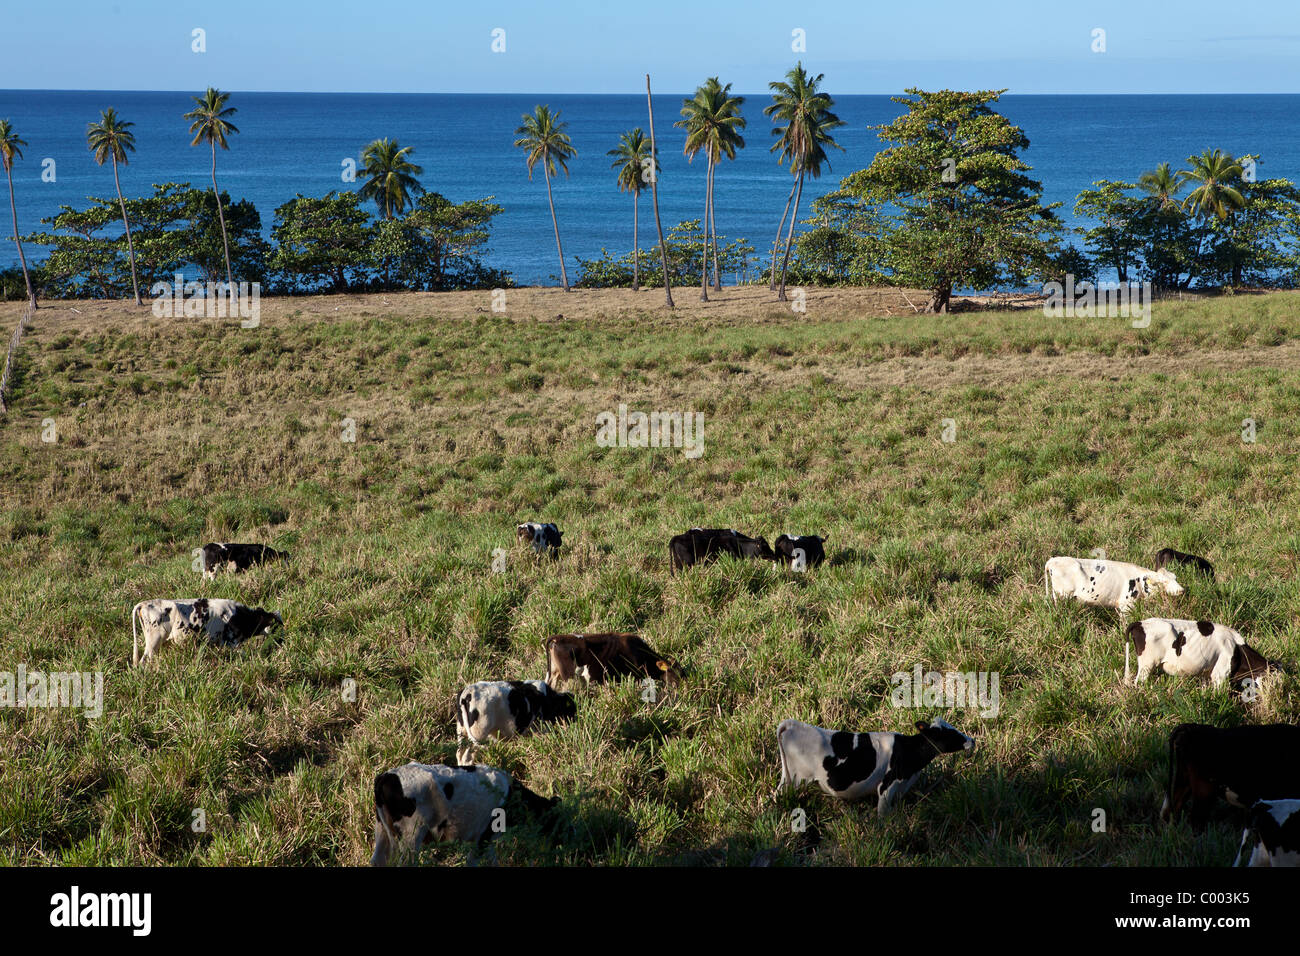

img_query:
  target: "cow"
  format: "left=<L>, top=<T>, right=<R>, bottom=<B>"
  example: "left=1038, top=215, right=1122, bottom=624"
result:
left=200, top=542, right=289, bottom=580
left=1234, top=799, right=1300, bottom=867
left=1154, top=547, right=1215, bottom=581
left=131, top=597, right=282, bottom=665
left=669, top=528, right=776, bottom=572
left=545, top=633, right=680, bottom=689
left=1127, top=618, right=1271, bottom=690
left=370, top=761, right=558, bottom=866
left=455, top=679, right=576, bottom=764
left=1045, top=556, right=1184, bottom=613
left=517, top=522, right=562, bottom=556
left=775, top=717, right=975, bottom=818
left=1162, top=722, right=1300, bottom=828
left=774, top=534, right=827, bottom=569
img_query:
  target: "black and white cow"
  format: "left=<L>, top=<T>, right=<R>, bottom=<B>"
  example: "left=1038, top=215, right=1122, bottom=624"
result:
left=1154, top=547, right=1215, bottom=580
left=1045, top=556, right=1184, bottom=613
left=1235, top=799, right=1300, bottom=867
left=669, top=528, right=776, bottom=572
left=774, top=534, right=827, bottom=569
left=517, top=522, right=562, bottom=556
left=1162, top=722, right=1300, bottom=827
left=455, top=679, right=576, bottom=764
left=131, top=597, right=282, bottom=665
left=370, top=761, right=557, bottom=865
left=1127, top=618, right=1271, bottom=690
left=775, top=717, right=975, bottom=817
left=200, top=542, right=289, bottom=580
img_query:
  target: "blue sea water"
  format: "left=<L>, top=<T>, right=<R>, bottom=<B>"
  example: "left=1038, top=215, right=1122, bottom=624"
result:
left=3, top=91, right=1300, bottom=286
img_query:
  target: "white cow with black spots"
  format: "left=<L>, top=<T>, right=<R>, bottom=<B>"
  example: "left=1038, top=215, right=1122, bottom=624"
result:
left=1045, top=556, right=1183, bottom=613
left=1126, top=618, right=1270, bottom=689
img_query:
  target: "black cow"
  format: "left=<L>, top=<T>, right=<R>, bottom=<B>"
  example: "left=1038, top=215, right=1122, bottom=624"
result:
left=1162, top=722, right=1300, bottom=827
left=201, top=542, right=289, bottom=580
left=1154, top=547, right=1215, bottom=581
left=669, top=527, right=776, bottom=572
left=774, top=534, right=827, bottom=569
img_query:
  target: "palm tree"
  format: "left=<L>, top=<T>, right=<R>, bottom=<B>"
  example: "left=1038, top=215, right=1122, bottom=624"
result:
left=514, top=105, right=578, bottom=291
left=676, top=78, right=746, bottom=299
left=0, top=120, right=35, bottom=308
left=607, top=128, right=657, bottom=290
left=358, top=139, right=425, bottom=220
left=1178, top=149, right=1245, bottom=221
left=765, top=63, right=844, bottom=301
left=646, top=75, right=674, bottom=309
left=87, top=108, right=142, bottom=305
left=1138, top=162, right=1182, bottom=211
left=183, top=88, right=240, bottom=288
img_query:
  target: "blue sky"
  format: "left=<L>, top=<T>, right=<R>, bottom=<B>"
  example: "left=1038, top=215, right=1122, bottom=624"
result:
left=5, top=0, right=1300, bottom=94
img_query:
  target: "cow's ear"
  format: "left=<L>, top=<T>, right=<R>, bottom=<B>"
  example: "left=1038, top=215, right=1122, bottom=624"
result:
left=915, top=721, right=928, bottom=733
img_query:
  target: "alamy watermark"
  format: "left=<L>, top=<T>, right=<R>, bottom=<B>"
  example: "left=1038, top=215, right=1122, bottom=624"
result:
left=1, top=665, right=103, bottom=718
left=1042, top=275, right=1152, bottom=328
left=595, top=403, right=703, bottom=459
left=891, top=665, right=999, bottom=718
left=151, top=275, right=261, bottom=327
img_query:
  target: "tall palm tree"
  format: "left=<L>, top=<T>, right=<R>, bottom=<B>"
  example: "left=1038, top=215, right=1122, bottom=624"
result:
left=646, top=75, right=674, bottom=309
left=1138, top=162, right=1182, bottom=211
left=87, top=108, right=142, bottom=305
left=358, top=139, right=425, bottom=220
left=0, top=120, right=35, bottom=308
left=183, top=88, right=239, bottom=288
left=607, top=128, right=657, bottom=291
left=765, top=63, right=844, bottom=301
left=1178, top=149, right=1245, bottom=221
left=514, top=105, right=578, bottom=291
left=676, top=79, right=746, bottom=299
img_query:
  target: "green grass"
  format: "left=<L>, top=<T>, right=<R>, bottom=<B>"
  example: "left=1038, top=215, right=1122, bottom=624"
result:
left=1, top=290, right=1298, bottom=866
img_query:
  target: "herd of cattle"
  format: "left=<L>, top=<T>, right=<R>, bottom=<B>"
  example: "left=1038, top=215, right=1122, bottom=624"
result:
left=127, top=528, right=1298, bottom=867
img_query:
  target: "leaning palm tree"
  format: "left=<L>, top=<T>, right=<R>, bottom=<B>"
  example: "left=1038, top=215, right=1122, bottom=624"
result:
left=1178, top=149, right=1245, bottom=221
left=87, top=108, right=142, bottom=305
left=607, top=128, right=657, bottom=290
left=183, top=88, right=239, bottom=288
left=765, top=63, right=844, bottom=301
left=357, top=138, right=425, bottom=220
left=676, top=78, right=746, bottom=298
left=514, top=105, right=578, bottom=291
left=0, top=120, right=35, bottom=308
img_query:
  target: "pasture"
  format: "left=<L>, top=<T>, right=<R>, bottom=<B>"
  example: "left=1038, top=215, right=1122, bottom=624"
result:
left=1, top=286, right=1298, bottom=866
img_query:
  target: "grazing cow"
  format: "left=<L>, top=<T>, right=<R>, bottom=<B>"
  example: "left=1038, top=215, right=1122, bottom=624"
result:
left=1127, top=618, right=1271, bottom=689
left=131, top=597, right=282, bottom=665
left=517, top=522, right=562, bottom=556
left=775, top=717, right=975, bottom=818
left=1235, top=799, right=1300, bottom=867
left=545, top=633, right=680, bottom=688
left=370, top=762, right=557, bottom=866
left=774, top=534, right=827, bottom=569
left=455, top=680, right=576, bottom=763
left=1045, top=556, right=1184, bottom=612
left=1162, top=722, right=1300, bottom=827
left=1154, top=547, right=1215, bottom=581
left=200, top=542, right=289, bottom=580
left=668, top=528, right=776, bottom=572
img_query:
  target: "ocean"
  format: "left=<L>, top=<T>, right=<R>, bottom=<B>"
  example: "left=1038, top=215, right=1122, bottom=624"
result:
left=3, top=91, right=1300, bottom=286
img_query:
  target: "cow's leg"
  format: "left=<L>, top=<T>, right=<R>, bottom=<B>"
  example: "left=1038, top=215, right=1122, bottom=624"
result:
left=1209, top=655, right=1234, bottom=689
left=1133, top=660, right=1153, bottom=684
left=143, top=628, right=166, bottom=665
left=370, top=819, right=392, bottom=867
left=877, top=774, right=915, bottom=818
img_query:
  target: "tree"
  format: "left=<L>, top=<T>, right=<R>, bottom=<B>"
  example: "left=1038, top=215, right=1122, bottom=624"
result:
left=86, top=108, right=142, bottom=304
left=676, top=78, right=746, bottom=298
left=839, top=89, right=1060, bottom=313
left=607, top=128, right=657, bottom=290
left=1179, top=149, right=1245, bottom=222
left=0, top=120, right=35, bottom=308
left=357, top=138, right=425, bottom=220
left=646, top=74, right=674, bottom=308
left=514, top=105, right=577, bottom=291
left=765, top=62, right=844, bottom=301
left=183, top=88, right=240, bottom=288
left=269, top=192, right=374, bottom=292
left=1073, top=180, right=1146, bottom=284
left=1136, top=163, right=1195, bottom=290
left=405, top=192, right=507, bottom=289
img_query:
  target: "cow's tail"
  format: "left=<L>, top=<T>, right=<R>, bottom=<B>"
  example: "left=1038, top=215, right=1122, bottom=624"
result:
left=1044, top=564, right=1052, bottom=603
left=775, top=720, right=792, bottom=794
left=131, top=602, right=142, bottom=667
left=1232, top=826, right=1255, bottom=868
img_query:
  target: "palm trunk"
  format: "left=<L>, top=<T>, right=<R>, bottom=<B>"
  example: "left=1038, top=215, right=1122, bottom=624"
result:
left=776, top=169, right=804, bottom=301
left=632, top=191, right=640, bottom=291
left=211, top=142, right=234, bottom=288
left=699, top=155, right=711, bottom=301
left=770, top=179, right=797, bottom=290
left=5, top=163, right=35, bottom=309
left=646, top=74, right=674, bottom=308
left=709, top=160, right=722, bottom=292
left=543, top=162, right=569, bottom=291
left=112, top=157, right=142, bottom=305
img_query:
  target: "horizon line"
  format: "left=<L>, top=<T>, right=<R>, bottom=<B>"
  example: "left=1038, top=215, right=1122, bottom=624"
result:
left=5, top=88, right=1300, bottom=97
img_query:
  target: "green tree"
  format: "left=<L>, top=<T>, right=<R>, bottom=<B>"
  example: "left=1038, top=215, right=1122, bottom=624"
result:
left=86, top=108, right=142, bottom=304
left=1179, top=149, right=1245, bottom=221
left=839, top=89, right=1060, bottom=312
left=183, top=88, right=240, bottom=288
left=765, top=62, right=845, bottom=301
left=514, top=105, right=577, bottom=290
left=1073, top=180, right=1146, bottom=284
left=0, top=120, right=35, bottom=308
left=676, top=78, right=746, bottom=298
left=1136, top=163, right=1195, bottom=290
left=607, top=128, right=658, bottom=290
left=269, top=192, right=375, bottom=292
left=357, top=139, right=425, bottom=220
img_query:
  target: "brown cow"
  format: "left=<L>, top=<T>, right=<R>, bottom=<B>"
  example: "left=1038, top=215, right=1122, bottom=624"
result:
left=545, top=633, right=680, bottom=688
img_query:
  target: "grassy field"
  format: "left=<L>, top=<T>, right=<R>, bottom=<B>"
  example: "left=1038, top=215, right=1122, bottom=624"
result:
left=1, top=285, right=1298, bottom=866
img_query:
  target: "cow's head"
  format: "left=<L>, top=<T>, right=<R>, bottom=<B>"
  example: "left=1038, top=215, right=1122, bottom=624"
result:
left=543, top=687, right=578, bottom=721
left=916, top=718, right=975, bottom=754
left=545, top=636, right=581, bottom=687
left=1155, top=569, right=1184, bottom=596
